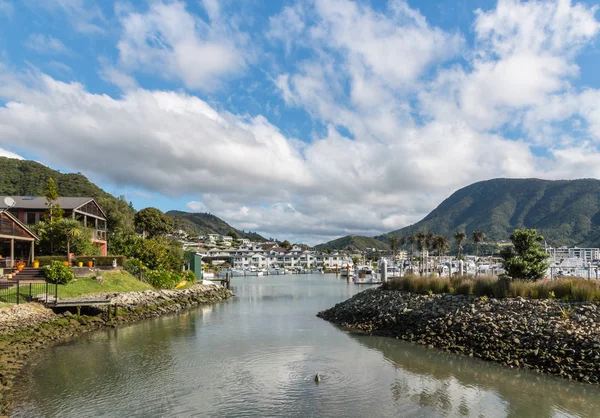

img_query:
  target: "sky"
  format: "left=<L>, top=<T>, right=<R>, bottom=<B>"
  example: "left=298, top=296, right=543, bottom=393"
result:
left=0, top=0, right=599, bottom=245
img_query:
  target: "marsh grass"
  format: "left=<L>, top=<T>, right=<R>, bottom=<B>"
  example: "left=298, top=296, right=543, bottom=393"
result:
left=382, top=275, right=600, bottom=302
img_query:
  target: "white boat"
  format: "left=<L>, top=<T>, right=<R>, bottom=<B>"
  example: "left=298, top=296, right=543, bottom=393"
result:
left=353, top=265, right=382, bottom=284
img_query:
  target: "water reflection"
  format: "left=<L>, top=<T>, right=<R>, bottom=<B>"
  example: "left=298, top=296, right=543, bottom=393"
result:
left=351, top=334, right=600, bottom=418
left=11, top=275, right=600, bottom=418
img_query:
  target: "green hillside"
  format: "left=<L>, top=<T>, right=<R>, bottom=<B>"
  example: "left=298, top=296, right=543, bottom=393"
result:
left=314, top=235, right=390, bottom=251
left=0, top=157, right=135, bottom=232
left=166, top=210, right=266, bottom=241
left=319, top=178, right=600, bottom=249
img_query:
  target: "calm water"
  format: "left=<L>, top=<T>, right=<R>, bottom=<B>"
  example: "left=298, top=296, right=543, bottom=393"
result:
left=11, top=274, right=600, bottom=418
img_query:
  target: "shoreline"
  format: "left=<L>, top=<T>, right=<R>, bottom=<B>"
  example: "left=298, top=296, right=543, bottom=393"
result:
left=0, top=284, right=233, bottom=416
left=317, top=288, right=600, bottom=384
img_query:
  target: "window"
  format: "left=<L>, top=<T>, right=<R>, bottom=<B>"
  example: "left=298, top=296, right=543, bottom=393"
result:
left=27, top=212, right=37, bottom=225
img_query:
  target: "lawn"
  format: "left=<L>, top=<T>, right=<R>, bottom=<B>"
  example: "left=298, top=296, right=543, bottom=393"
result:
left=0, top=271, right=154, bottom=303
left=57, top=271, right=154, bottom=298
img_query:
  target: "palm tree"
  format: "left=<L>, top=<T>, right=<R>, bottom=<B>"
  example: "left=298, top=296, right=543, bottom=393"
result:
left=425, top=232, right=435, bottom=274
left=407, top=234, right=415, bottom=264
left=415, top=232, right=426, bottom=275
left=59, top=219, right=83, bottom=259
left=390, top=236, right=399, bottom=266
left=472, top=231, right=486, bottom=257
left=454, top=231, right=466, bottom=259
left=433, top=235, right=449, bottom=274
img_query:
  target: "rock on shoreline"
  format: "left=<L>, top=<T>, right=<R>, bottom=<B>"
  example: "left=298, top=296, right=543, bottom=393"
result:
left=0, top=284, right=232, bottom=416
left=317, top=288, right=600, bottom=384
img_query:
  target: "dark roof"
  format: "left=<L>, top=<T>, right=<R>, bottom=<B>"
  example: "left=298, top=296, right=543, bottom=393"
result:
left=0, top=196, right=106, bottom=218
left=0, top=211, right=39, bottom=240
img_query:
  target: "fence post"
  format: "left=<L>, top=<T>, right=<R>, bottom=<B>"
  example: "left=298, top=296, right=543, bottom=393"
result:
left=29, top=283, right=32, bottom=301
left=46, top=281, right=48, bottom=304
left=16, top=280, right=20, bottom=305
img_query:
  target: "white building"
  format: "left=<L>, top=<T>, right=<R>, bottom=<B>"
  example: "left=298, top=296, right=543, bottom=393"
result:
left=546, top=246, right=600, bottom=262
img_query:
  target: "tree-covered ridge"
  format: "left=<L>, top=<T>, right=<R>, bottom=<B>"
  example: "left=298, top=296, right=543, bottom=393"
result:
left=318, top=178, right=600, bottom=250
left=166, top=210, right=265, bottom=240
left=314, top=235, right=390, bottom=251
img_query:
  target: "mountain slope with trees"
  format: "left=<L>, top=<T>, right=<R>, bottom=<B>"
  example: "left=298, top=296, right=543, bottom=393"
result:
left=314, top=235, right=390, bottom=251
left=318, top=178, right=600, bottom=250
left=166, top=210, right=266, bottom=241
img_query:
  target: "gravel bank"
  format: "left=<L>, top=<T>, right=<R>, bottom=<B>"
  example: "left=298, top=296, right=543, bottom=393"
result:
left=318, top=288, right=600, bottom=384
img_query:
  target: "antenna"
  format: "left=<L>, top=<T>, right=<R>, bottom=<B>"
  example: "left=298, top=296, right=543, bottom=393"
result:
left=0, top=197, right=15, bottom=215
left=3, top=197, right=15, bottom=208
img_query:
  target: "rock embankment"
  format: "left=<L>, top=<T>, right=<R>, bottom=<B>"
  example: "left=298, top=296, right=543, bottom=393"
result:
left=0, top=284, right=232, bottom=415
left=318, top=288, right=600, bottom=384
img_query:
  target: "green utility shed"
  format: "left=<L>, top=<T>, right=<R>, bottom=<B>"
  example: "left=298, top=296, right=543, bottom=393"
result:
left=185, top=252, right=203, bottom=280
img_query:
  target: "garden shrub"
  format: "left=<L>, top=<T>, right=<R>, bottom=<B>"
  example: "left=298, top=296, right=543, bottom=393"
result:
left=43, top=261, right=75, bottom=284
left=144, top=269, right=181, bottom=289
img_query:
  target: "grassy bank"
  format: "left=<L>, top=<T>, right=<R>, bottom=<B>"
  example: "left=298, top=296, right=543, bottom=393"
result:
left=0, top=271, right=154, bottom=304
left=382, top=275, right=600, bottom=302
left=57, top=271, right=153, bottom=298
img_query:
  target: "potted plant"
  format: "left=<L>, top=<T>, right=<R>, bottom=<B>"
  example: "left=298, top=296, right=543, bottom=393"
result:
left=33, top=259, right=40, bottom=268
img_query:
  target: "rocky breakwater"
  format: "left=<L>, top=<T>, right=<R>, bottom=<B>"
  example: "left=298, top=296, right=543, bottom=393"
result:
left=318, top=288, right=600, bottom=384
left=0, top=284, right=232, bottom=415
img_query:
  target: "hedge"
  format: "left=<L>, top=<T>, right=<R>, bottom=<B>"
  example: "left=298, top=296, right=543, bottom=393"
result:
left=36, top=256, right=69, bottom=267
left=36, top=255, right=126, bottom=267
left=74, top=256, right=126, bottom=267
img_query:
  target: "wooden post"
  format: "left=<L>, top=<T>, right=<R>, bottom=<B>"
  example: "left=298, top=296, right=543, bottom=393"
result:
left=30, top=240, right=35, bottom=264
left=76, top=306, right=81, bottom=317
left=10, top=238, right=14, bottom=268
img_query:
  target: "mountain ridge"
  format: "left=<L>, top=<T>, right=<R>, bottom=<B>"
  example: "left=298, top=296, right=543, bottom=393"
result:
left=317, top=178, right=600, bottom=250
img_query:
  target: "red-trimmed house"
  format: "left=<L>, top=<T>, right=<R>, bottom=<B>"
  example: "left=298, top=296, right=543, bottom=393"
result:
left=0, top=196, right=108, bottom=256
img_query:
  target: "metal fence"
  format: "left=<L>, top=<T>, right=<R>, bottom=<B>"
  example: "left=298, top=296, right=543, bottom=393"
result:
left=0, top=280, right=58, bottom=305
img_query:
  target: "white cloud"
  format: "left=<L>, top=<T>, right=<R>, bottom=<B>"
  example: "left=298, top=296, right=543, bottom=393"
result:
left=3, top=0, right=600, bottom=245
left=116, top=1, right=248, bottom=91
left=186, top=201, right=208, bottom=213
left=0, top=147, right=23, bottom=159
left=0, top=72, right=310, bottom=199
left=25, top=34, right=70, bottom=55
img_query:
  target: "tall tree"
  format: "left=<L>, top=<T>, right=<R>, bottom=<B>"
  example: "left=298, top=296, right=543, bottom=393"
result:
left=454, top=231, right=466, bottom=258
left=134, top=208, right=174, bottom=238
left=472, top=230, right=486, bottom=257
left=59, top=218, right=83, bottom=259
left=415, top=232, right=427, bottom=275
left=390, top=236, right=398, bottom=265
left=501, top=228, right=549, bottom=281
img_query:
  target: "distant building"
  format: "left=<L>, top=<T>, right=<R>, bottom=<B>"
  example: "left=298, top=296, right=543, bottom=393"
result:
left=546, top=246, right=600, bottom=262
left=0, top=196, right=108, bottom=256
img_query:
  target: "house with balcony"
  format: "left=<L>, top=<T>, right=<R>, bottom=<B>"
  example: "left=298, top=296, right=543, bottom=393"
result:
left=0, top=196, right=108, bottom=256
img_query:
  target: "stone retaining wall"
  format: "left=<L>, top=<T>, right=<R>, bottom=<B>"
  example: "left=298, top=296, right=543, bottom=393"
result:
left=318, top=288, right=600, bottom=384
left=0, top=284, right=232, bottom=415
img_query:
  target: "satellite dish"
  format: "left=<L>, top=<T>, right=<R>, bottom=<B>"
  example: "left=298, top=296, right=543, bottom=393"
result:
left=4, top=197, right=15, bottom=208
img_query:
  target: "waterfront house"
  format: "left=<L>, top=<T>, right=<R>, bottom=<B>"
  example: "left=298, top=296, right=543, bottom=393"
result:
left=0, top=196, right=108, bottom=256
left=0, top=210, right=39, bottom=269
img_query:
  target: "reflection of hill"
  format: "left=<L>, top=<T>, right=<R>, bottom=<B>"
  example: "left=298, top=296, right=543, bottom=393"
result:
left=350, top=334, right=600, bottom=418
left=16, top=311, right=202, bottom=417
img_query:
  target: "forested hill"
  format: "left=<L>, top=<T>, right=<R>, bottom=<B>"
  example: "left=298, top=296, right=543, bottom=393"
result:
left=166, top=210, right=266, bottom=240
left=314, top=235, right=390, bottom=251
left=0, top=157, right=135, bottom=231
left=318, top=178, right=600, bottom=250
left=0, top=157, right=264, bottom=239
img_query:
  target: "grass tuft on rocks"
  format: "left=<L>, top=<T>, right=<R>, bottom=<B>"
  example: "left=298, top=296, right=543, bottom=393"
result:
left=382, top=275, right=600, bottom=302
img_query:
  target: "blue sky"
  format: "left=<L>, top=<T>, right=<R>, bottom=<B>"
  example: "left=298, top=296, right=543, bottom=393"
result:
left=0, top=0, right=599, bottom=244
